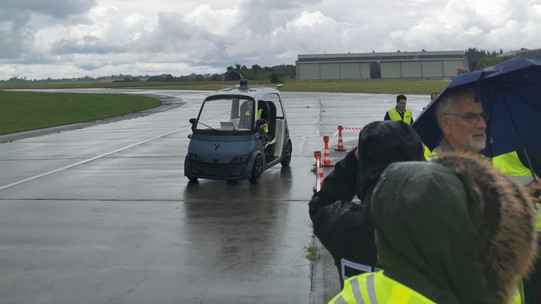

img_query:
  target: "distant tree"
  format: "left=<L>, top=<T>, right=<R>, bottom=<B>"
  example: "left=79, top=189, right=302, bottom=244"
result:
left=271, top=64, right=296, bottom=79
left=210, top=74, right=222, bottom=81
left=269, top=71, right=282, bottom=83
left=120, top=75, right=140, bottom=82
left=164, top=74, right=174, bottom=81
left=194, top=74, right=204, bottom=81
left=252, top=64, right=261, bottom=72
left=465, top=47, right=501, bottom=71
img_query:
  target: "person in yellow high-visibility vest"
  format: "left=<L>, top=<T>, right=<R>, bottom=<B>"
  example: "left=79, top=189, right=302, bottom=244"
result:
left=330, top=153, right=537, bottom=304
left=425, top=87, right=541, bottom=304
left=493, top=150, right=541, bottom=304
left=384, top=94, right=413, bottom=125
left=242, top=100, right=268, bottom=133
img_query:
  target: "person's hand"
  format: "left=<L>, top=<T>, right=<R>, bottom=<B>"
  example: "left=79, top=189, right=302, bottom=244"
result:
left=525, top=180, right=541, bottom=203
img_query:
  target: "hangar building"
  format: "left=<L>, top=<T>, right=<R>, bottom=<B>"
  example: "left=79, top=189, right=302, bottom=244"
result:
left=295, top=50, right=467, bottom=80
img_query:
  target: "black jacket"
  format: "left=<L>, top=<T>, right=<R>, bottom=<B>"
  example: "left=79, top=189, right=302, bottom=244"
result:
left=308, top=121, right=425, bottom=284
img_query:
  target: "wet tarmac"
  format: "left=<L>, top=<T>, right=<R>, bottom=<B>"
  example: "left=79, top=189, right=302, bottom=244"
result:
left=0, top=89, right=434, bottom=303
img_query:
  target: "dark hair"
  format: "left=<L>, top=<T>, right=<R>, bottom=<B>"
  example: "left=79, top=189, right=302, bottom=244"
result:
left=396, top=94, right=407, bottom=103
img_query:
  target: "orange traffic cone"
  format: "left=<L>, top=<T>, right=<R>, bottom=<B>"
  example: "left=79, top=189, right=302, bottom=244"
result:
left=314, top=151, right=324, bottom=192
left=322, top=136, right=333, bottom=167
left=335, top=126, right=346, bottom=151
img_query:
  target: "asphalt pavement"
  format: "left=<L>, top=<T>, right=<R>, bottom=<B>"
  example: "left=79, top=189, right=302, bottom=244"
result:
left=0, top=89, right=433, bottom=303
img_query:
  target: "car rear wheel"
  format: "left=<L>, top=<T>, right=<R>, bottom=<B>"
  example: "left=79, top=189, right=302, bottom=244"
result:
left=249, top=155, right=264, bottom=184
left=281, top=141, right=292, bottom=167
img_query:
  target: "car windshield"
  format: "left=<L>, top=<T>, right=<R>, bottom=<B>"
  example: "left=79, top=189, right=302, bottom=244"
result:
left=196, top=97, right=254, bottom=132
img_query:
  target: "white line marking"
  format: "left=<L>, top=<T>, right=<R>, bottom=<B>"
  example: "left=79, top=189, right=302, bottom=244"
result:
left=0, top=129, right=182, bottom=191
left=0, top=144, right=45, bottom=156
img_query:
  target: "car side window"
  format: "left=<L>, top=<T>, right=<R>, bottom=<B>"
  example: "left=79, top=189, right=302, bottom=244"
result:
left=263, top=94, right=283, bottom=118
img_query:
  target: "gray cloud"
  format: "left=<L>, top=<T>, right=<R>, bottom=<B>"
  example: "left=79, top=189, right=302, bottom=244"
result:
left=0, top=0, right=97, bottom=60
left=51, top=36, right=124, bottom=55
left=2, top=0, right=97, bottom=19
left=1, top=0, right=541, bottom=80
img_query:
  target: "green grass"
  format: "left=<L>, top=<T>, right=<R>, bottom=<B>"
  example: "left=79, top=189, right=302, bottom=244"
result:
left=0, top=78, right=451, bottom=136
left=281, top=79, right=450, bottom=94
left=0, top=78, right=451, bottom=95
left=305, top=244, right=321, bottom=261
left=0, top=91, right=160, bottom=135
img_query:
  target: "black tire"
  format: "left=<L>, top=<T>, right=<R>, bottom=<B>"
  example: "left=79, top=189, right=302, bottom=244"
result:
left=188, top=176, right=198, bottom=183
left=249, top=155, right=264, bottom=184
left=281, top=141, right=292, bottom=167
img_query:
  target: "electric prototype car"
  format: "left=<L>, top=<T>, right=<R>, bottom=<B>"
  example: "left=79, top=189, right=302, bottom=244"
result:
left=184, top=80, right=292, bottom=183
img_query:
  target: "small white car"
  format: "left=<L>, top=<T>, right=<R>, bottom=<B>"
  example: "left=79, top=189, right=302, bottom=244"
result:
left=184, top=80, right=292, bottom=183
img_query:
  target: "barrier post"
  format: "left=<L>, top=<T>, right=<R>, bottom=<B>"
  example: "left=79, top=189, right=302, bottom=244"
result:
left=322, top=136, right=333, bottom=167
left=314, top=151, right=324, bottom=192
left=335, top=126, right=346, bottom=151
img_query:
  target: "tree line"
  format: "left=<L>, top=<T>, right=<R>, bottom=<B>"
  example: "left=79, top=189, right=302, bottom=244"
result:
left=1, top=64, right=296, bottom=84
left=0, top=48, right=522, bottom=84
left=464, top=48, right=508, bottom=70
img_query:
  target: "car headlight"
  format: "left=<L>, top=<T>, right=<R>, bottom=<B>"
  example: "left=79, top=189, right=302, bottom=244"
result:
left=232, top=155, right=248, bottom=163
left=187, top=152, right=201, bottom=161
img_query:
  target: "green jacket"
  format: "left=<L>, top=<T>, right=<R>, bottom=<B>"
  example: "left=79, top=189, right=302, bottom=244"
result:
left=370, top=154, right=537, bottom=304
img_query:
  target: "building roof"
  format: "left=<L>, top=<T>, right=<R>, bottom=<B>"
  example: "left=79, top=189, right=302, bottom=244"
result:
left=297, top=50, right=465, bottom=63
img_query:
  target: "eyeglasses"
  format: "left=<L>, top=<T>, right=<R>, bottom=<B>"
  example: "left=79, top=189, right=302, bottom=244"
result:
left=442, top=112, right=489, bottom=124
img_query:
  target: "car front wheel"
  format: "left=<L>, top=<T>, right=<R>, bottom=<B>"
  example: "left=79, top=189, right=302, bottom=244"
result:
left=249, top=155, right=264, bottom=184
left=281, top=141, right=292, bottom=167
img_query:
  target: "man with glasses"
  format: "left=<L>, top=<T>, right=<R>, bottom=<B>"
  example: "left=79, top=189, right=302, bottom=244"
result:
left=434, top=86, right=488, bottom=154
left=433, top=86, right=540, bottom=193
left=433, top=86, right=541, bottom=304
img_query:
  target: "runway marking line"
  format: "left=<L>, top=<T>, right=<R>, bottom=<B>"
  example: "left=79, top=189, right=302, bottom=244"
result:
left=0, top=129, right=182, bottom=191
left=0, top=144, right=46, bottom=156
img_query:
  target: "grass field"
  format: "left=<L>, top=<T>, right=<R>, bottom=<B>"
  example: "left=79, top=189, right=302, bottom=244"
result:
left=0, top=78, right=451, bottom=136
left=0, top=78, right=451, bottom=95
left=0, top=91, right=160, bottom=135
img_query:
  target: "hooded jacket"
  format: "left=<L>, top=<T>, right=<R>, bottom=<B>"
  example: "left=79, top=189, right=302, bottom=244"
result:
left=308, top=120, right=425, bottom=283
left=372, top=153, right=538, bottom=304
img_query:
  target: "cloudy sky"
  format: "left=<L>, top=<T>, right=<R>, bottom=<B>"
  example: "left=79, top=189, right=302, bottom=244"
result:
left=1, top=0, right=541, bottom=80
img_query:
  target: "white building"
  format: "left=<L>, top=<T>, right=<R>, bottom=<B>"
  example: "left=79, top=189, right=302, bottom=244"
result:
left=296, top=51, right=467, bottom=80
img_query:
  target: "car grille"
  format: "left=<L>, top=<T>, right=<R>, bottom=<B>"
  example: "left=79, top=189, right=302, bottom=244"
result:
left=203, top=165, right=230, bottom=176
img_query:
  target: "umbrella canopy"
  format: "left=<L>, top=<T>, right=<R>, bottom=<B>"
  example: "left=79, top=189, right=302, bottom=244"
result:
left=413, top=57, right=541, bottom=157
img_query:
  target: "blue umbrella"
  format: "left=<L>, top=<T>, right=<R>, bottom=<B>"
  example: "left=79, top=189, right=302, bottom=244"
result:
left=413, top=57, right=541, bottom=158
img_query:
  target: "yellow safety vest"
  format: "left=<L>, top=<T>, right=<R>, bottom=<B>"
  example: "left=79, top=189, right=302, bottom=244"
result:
left=514, top=279, right=525, bottom=304
left=329, top=271, right=436, bottom=304
left=330, top=271, right=524, bottom=304
left=387, top=108, right=412, bottom=125
left=424, top=146, right=432, bottom=160
left=493, top=152, right=532, bottom=177
left=245, top=109, right=268, bottom=133
left=493, top=151, right=540, bottom=233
